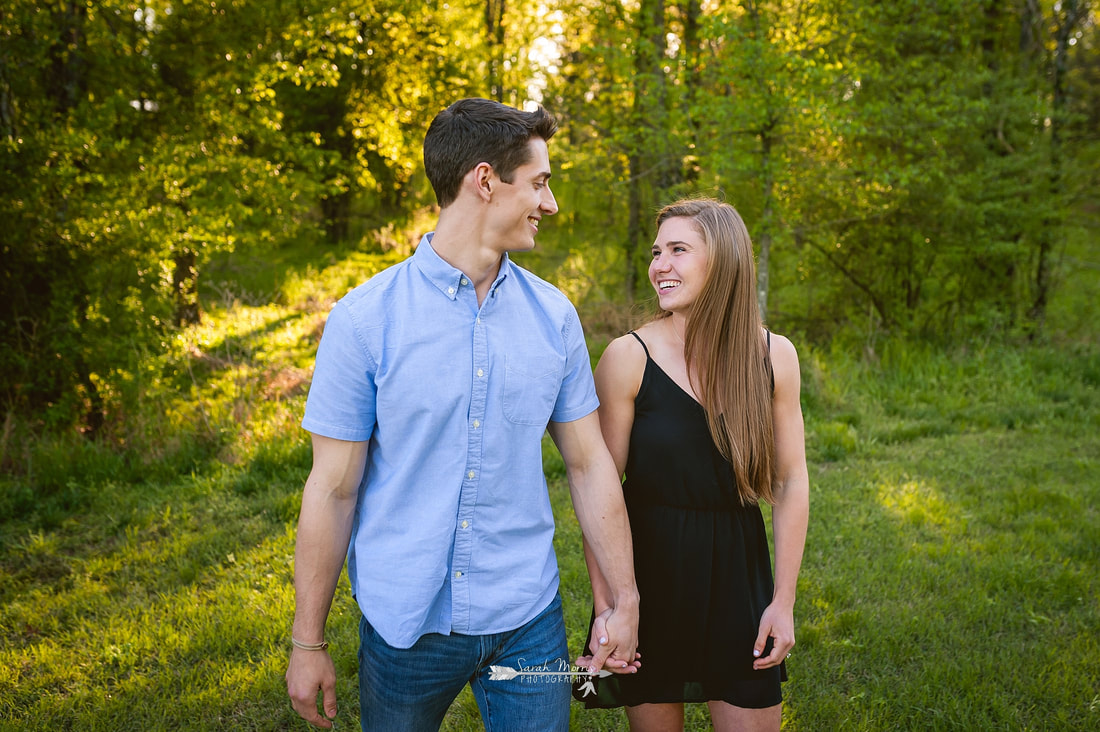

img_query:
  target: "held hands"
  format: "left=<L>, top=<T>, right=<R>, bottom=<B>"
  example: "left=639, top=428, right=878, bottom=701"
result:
left=752, top=602, right=795, bottom=671
left=575, top=607, right=641, bottom=675
left=286, top=647, right=338, bottom=729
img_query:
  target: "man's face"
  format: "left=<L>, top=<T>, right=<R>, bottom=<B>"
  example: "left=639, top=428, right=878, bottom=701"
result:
left=487, top=138, right=558, bottom=252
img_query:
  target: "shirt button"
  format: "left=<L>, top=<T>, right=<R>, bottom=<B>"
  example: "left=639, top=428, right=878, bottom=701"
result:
left=447, top=286, right=455, bottom=295
left=461, top=520, right=469, bottom=529
left=467, top=470, right=475, bottom=479
left=477, top=368, right=484, bottom=377
left=455, top=571, right=462, bottom=578
left=461, top=278, right=469, bottom=286
left=473, top=420, right=480, bottom=428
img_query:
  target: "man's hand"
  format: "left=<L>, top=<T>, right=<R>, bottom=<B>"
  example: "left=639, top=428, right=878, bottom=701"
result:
left=575, top=607, right=641, bottom=675
left=286, top=647, right=339, bottom=729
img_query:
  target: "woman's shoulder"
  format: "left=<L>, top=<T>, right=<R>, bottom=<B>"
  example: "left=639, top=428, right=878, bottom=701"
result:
left=763, top=328, right=797, bottom=356
left=763, top=328, right=801, bottom=386
left=600, top=329, right=649, bottom=367
left=606, top=321, right=673, bottom=362
left=595, top=329, right=650, bottom=395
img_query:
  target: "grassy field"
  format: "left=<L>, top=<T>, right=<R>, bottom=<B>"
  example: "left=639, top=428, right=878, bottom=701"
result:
left=1, top=242, right=1098, bottom=731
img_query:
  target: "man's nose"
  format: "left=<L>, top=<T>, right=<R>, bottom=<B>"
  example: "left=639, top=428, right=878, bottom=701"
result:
left=541, top=186, right=558, bottom=215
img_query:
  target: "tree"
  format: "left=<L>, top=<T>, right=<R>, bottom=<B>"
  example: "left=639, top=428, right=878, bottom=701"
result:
left=761, top=0, right=1070, bottom=339
left=0, top=0, right=558, bottom=429
left=543, top=0, right=692, bottom=302
left=673, top=1, right=843, bottom=324
left=1024, top=0, right=1091, bottom=331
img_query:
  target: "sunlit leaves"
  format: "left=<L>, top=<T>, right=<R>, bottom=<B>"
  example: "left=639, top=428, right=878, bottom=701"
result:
left=2, top=0, right=1097, bottom=428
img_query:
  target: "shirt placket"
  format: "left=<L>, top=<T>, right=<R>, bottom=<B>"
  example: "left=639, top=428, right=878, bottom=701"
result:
left=450, top=276, right=486, bottom=633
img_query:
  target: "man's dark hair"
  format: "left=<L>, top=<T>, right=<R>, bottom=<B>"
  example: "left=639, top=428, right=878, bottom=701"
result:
left=423, top=98, right=558, bottom=208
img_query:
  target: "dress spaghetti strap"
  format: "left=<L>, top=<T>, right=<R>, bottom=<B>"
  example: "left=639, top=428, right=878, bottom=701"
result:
left=628, top=330, right=651, bottom=359
left=765, top=329, right=775, bottom=395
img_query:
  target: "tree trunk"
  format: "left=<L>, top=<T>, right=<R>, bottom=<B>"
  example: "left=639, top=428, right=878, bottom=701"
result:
left=757, top=126, right=773, bottom=322
left=626, top=150, right=642, bottom=303
left=173, top=248, right=201, bottom=326
left=485, top=0, right=506, bottom=102
left=0, top=54, right=15, bottom=139
left=624, top=0, right=671, bottom=301
left=1028, top=0, right=1083, bottom=332
left=49, top=1, right=87, bottom=114
left=680, top=0, right=702, bottom=183
left=321, top=190, right=351, bottom=242
left=744, top=1, right=777, bottom=322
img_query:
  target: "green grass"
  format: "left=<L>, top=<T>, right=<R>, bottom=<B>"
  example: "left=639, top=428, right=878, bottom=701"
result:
left=1, top=241, right=1098, bottom=730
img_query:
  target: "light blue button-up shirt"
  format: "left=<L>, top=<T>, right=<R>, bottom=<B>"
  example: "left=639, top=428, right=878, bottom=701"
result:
left=301, top=233, right=598, bottom=649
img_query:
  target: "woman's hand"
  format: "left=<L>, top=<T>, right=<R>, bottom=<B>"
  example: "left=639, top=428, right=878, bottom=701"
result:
left=752, top=601, right=795, bottom=670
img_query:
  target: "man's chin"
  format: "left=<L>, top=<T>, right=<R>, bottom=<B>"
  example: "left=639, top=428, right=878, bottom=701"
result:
left=507, top=238, right=538, bottom=253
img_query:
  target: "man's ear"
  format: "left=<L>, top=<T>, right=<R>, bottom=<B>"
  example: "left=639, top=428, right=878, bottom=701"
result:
left=472, top=162, right=494, bottom=201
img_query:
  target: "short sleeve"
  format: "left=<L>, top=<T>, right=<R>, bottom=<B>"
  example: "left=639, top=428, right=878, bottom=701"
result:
left=301, top=301, right=377, bottom=441
left=550, top=306, right=599, bottom=423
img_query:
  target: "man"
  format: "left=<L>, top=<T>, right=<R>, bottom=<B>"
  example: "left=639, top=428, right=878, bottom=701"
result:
left=285, top=98, right=639, bottom=731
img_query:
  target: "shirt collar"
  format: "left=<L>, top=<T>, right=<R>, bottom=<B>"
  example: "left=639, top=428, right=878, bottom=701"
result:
left=414, top=232, right=511, bottom=301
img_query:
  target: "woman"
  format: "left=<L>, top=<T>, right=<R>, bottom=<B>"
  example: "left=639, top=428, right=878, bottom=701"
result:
left=575, top=198, right=809, bottom=731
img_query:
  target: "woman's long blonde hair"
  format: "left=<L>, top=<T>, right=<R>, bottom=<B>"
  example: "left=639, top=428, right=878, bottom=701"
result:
left=655, top=198, right=776, bottom=505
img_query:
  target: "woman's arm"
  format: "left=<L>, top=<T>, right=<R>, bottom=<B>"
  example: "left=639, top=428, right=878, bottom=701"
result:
left=583, top=334, right=645, bottom=613
left=753, top=333, right=810, bottom=670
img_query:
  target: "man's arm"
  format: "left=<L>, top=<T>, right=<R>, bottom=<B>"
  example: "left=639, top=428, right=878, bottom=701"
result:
left=285, top=434, right=367, bottom=729
left=547, top=413, right=640, bottom=674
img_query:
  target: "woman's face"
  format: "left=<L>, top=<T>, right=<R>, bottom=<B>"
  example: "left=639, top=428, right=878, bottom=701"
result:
left=649, top=216, right=708, bottom=314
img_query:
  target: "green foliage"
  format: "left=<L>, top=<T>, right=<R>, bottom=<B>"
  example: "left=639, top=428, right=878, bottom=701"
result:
left=0, top=0, right=563, bottom=430
left=2, top=2, right=1098, bottom=728
left=1, top=0, right=339, bottom=430
left=537, top=0, right=1100, bottom=347
left=1, top=249, right=1097, bottom=727
left=3, top=0, right=1098, bottom=431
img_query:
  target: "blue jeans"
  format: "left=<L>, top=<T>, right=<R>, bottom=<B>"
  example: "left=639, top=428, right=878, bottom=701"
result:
left=358, top=592, right=571, bottom=732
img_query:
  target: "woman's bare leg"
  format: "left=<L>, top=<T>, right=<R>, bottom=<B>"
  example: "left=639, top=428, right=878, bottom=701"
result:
left=707, top=700, right=781, bottom=732
left=626, top=702, right=685, bottom=732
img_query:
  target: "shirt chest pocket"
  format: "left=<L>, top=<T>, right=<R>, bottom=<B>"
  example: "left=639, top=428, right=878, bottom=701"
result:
left=502, top=355, right=564, bottom=426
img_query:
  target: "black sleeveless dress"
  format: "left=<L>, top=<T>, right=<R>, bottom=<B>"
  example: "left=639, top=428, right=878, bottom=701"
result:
left=574, top=332, right=785, bottom=709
